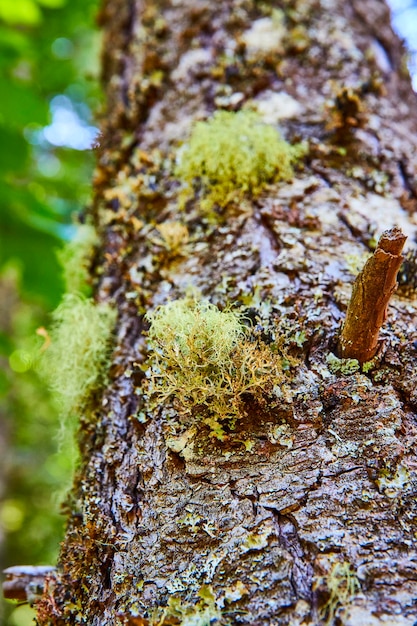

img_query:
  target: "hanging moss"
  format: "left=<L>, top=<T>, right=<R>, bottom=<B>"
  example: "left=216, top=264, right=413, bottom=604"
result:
left=40, top=294, right=116, bottom=417
left=175, top=110, right=304, bottom=211
left=57, top=224, right=98, bottom=295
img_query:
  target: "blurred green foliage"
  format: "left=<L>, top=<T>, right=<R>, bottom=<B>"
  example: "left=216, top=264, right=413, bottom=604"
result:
left=0, top=0, right=100, bottom=306
left=0, top=0, right=100, bottom=623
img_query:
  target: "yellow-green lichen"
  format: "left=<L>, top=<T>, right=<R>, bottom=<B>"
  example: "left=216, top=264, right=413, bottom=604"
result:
left=155, top=221, right=189, bottom=255
left=40, top=294, right=116, bottom=417
left=344, top=251, right=371, bottom=276
left=146, top=297, right=288, bottom=437
left=151, top=585, right=221, bottom=626
left=316, top=559, right=360, bottom=625
left=240, top=521, right=274, bottom=553
left=57, top=224, right=98, bottom=295
left=376, top=464, right=410, bottom=497
left=175, top=110, right=303, bottom=211
left=326, top=351, right=376, bottom=375
left=326, top=352, right=360, bottom=375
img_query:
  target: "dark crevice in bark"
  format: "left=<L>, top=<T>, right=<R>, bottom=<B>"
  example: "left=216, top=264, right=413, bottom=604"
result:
left=274, top=513, right=315, bottom=604
left=399, top=160, right=417, bottom=200
left=325, top=465, right=364, bottom=479
left=337, top=209, right=373, bottom=247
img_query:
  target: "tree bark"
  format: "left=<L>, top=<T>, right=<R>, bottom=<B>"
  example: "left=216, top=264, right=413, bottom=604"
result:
left=36, top=0, right=417, bottom=624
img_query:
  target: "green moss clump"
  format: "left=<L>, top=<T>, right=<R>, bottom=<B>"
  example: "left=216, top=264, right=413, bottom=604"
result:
left=57, top=224, right=98, bottom=295
left=146, top=298, right=288, bottom=437
left=40, top=294, right=116, bottom=417
left=175, top=110, right=302, bottom=211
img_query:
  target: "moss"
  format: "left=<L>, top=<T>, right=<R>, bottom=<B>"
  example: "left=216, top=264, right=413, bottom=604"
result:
left=146, top=297, right=289, bottom=437
left=40, top=294, right=116, bottom=417
left=57, top=224, right=98, bottom=295
left=175, top=110, right=303, bottom=211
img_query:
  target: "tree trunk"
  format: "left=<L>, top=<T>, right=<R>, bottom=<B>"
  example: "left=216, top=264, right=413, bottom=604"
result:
left=36, top=0, right=417, bottom=624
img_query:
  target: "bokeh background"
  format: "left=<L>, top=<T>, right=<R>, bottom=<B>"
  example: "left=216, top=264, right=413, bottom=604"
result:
left=0, top=1, right=99, bottom=623
left=0, top=1, right=415, bottom=624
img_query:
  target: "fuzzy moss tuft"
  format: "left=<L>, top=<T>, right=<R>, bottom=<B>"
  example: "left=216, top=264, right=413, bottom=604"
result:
left=40, top=294, right=116, bottom=417
left=57, top=224, right=98, bottom=295
left=146, top=297, right=290, bottom=437
left=175, top=110, right=303, bottom=210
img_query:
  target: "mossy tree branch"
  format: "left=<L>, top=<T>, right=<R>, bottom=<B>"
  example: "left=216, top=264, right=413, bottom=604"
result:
left=24, top=0, right=417, bottom=623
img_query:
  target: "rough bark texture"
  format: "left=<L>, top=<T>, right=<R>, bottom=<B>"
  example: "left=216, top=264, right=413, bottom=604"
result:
left=36, top=1, right=417, bottom=624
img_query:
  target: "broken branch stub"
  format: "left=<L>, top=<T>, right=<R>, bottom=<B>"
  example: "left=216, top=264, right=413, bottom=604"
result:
left=338, top=228, right=407, bottom=364
left=2, top=565, right=57, bottom=602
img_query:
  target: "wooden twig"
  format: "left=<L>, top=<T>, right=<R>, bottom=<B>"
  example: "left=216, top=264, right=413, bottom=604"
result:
left=3, top=565, right=56, bottom=603
left=338, top=228, right=407, bottom=364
